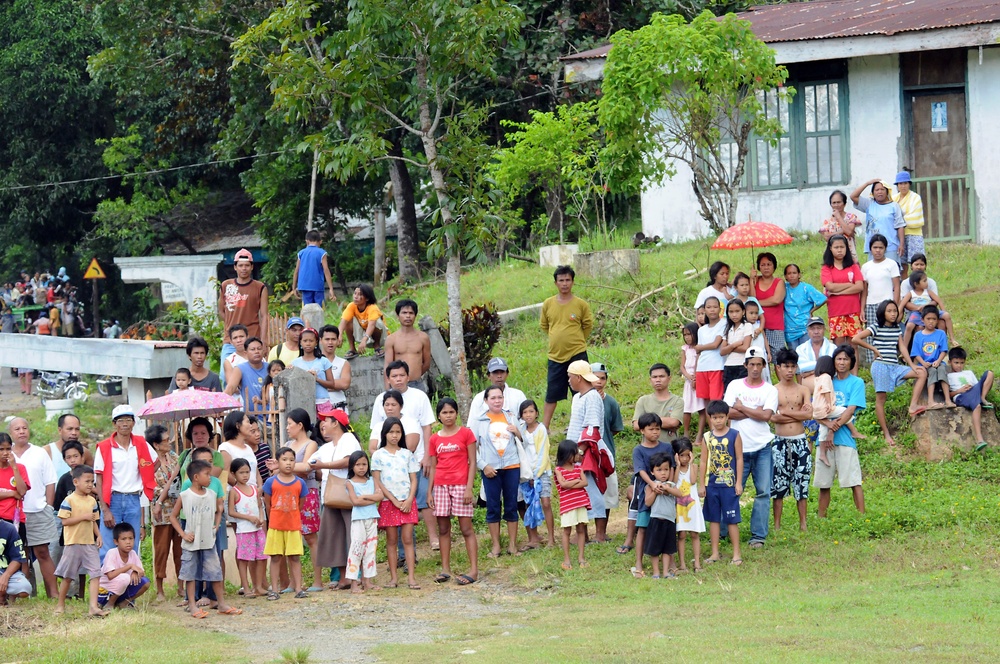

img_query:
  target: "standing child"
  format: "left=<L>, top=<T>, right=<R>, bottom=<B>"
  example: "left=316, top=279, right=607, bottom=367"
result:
left=699, top=400, right=743, bottom=566
left=628, top=413, right=673, bottom=578
left=732, top=272, right=764, bottom=328
left=910, top=306, right=954, bottom=409
left=53, top=465, right=107, bottom=616
left=695, top=297, right=726, bottom=402
left=672, top=438, right=705, bottom=573
left=0, top=434, right=28, bottom=528
left=97, top=523, right=150, bottom=610
left=262, top=447, right=309, bottom=600
left=744, top=302, right=771, bottom=382
left=427, top=398, right=479, bottom=586
left=292, top=229, right=336, bottom=306
left=372, top=418, right=420, bottom=590
left=345, top=450, right=384, bottom=593
left=228, top=458, right=268, bottom=599
left=680, top=323, right=706, bottom=442
left=859, top=234, right=901, bottom=364
left=947, top=347, right=995, bottom=451
left=782, top=263, right=827, bottom=349
left=643, top=452, right=685, bottom=578
left=812, top=357, right=865, bottom=465
left=170, top=459, right=241, bottom=617
left=520, top=399, right=554, bottom=547
left=720, top=299, right=751, bottom=389
left=292, top=328, right=335, bottom=407
left=553, top=440, right=590, bottom=570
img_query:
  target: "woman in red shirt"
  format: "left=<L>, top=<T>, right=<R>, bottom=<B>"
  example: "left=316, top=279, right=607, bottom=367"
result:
left=751, top=252, right=786, bottom=362
left=820, top=234, right=864, bottom=349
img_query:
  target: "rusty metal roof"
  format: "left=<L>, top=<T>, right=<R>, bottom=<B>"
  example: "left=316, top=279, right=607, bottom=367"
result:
left=562, top=0, right=1000, bottom=58
left=737, top=0, right=1000, bottom=43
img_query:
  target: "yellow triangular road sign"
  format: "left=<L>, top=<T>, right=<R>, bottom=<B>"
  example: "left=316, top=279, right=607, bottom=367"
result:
left=83, top=258, right=106, bottom=280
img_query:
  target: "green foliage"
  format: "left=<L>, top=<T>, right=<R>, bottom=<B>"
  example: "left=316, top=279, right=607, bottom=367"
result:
left=439, top=303, right=503, bottom=379
left=278, top=648, right=312, bottom=664
left=599, top=11, right=792, bottom=233
left=492, top=101, right=607, bottom=244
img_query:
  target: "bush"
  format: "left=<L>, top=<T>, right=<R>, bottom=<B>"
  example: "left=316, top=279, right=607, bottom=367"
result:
left=439, top=303, right=502, bottom=379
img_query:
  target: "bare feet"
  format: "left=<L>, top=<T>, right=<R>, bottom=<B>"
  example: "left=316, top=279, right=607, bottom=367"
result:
left=885, top=434, right=895, bottom=447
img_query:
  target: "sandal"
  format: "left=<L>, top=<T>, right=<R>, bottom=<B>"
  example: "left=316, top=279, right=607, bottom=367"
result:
left=244, top=593, right=258, bottom=599
left=486, top=551, right=501, bottom=559
left=455, top=574, right=477, bottom=586
left=384, top=582, right=398, bottom=589
left=434, top=573, right=452, bottom=584
left=561, top=562, right=572, bottom=571
left=305, top=586, right=324, bottom=592
left=266, top=591, right=280, bottom=600
left=191, top=609, right=209, bottom=619
left=615, top=545, right=634, bottom=555
left=408, top=583, right=421, bottom=590
left=218, top=607, right=243, bottom=615
left=976, top=441, right=989, bottom=452
left=294, top=590, right=309, bottom=599
left=730, top=559, right=743, bottom=566
left=344, top=350, right=359, bottom=360
left=374, top=347, right=385, bottom=358
left=630, top=566, right=645, bottom=579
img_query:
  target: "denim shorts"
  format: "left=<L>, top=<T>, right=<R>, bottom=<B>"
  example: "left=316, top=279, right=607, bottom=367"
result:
left=536, top=471, right=552, bottom=498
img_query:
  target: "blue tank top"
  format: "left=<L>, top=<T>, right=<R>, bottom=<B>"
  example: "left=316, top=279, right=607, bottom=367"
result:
left=297, top=245, right=327, bottom=291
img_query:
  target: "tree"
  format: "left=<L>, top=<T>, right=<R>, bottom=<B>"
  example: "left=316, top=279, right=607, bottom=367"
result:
left=234, top=0, right=522, bottom=419
left=492, top=100, right=607, bottom=244
left=599, top=11, right=792, bottom=234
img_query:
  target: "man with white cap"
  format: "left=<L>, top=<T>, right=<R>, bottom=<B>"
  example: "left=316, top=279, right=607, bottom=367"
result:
left=468, top=358, right=528, bottom=421
left=565, top=360, right=612, bottom=545
left=9, top=417, right=58, bottom=597
left=590, top=362, right=623, bottom=543
left=219, top=248, right=269, bottom=375
left=94, top=405, right=160, bottom=559
left=795, top=316, right=838, bottom=391
left=723, top=347, right=778, bottom=550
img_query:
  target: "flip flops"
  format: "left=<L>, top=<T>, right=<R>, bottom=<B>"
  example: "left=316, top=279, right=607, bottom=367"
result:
left=434, top=573, right=451, bottom=583
left=616, top=545, right=634, bottom=555
left=456, top=574, right=477, bottom=586
left=266, top=591, right=280, bottom=600
left=294, top=590, right=309, bottom=599
left=191, top=609, right=209, bottom=619
left=218, top=607, right=243, bottom=615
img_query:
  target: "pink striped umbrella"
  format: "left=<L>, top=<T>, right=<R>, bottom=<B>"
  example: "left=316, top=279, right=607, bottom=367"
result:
left=138, top=390, right=242, bottom=422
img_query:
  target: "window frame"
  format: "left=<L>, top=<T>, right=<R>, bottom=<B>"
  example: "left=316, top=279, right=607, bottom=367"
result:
left=747, top=76, right=851, bottom=192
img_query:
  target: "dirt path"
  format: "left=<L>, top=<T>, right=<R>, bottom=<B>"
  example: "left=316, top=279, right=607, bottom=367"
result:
left=186, top=569, right=515, bottom=663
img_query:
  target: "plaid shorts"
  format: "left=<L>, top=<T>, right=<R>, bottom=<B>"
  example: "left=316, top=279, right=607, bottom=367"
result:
left=432, top=484, right=474, bottom=518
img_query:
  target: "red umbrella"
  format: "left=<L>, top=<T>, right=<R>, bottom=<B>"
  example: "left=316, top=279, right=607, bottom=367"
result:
left=711, top=219, right=793, bottom=262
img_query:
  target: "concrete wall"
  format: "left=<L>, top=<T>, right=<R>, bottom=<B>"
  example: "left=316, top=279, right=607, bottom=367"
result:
left=641, top=54, right=904, bottom=240
left=968, top=48, right=1000, bottom=244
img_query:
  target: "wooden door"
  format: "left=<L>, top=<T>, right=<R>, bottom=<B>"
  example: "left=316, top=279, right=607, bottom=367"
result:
left=908, top=90, right=972, bottom=240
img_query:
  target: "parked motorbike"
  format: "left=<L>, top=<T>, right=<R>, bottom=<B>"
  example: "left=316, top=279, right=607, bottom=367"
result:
left=35, top=371, right=89, bottom=404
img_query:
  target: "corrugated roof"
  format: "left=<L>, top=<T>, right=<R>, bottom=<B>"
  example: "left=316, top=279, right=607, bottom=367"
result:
left=737, top=0, right=1000, bottom=43
left=562, top=0, right=1000, bottom=59
left=562, top=44, right=612, bottom=61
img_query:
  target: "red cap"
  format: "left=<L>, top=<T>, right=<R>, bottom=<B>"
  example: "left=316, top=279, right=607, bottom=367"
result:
left=317, top=405, right=350, bottom=427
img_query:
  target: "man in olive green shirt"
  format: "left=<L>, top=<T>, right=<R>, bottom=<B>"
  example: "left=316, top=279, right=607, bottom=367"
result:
left=631, top=363, right=684, bottom=443
left=539, top=265, right=594, bottom=429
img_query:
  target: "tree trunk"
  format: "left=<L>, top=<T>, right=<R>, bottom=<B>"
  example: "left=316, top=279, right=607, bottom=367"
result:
left=373, top=193, right=387, bottom=286
left=388, top=136, right=421, bottom=282
left=544, top=183, right=565, bottom=244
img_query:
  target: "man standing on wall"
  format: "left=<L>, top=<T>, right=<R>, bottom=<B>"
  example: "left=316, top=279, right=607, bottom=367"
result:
left=540, top=266, right=593, bottom=430
left=218, top=248, right=269, bottom=374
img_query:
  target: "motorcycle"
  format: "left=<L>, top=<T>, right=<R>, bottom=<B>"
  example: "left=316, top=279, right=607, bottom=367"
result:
left=35, top=371, right=89, bottom=404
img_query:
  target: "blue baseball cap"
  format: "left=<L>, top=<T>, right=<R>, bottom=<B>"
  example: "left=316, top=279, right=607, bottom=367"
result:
left=894, top=171, right=911, bottom=184
left=286, top=317, right=305, bottom=329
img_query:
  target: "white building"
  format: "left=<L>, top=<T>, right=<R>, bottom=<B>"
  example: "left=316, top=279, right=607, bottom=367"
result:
left=563, top=0, right=1000, bottom=243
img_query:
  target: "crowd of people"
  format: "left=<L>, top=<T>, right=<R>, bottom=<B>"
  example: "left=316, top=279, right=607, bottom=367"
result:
left=0, top=187, right=994, bottom=613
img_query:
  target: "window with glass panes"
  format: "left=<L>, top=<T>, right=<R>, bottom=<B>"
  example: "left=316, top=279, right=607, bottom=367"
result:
left=747, top=62, right=849, bottom=190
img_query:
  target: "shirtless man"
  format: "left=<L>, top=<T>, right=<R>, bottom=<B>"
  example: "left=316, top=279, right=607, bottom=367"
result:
left=769, top=348, right=814, bottom=532
left=384, top=299, right=431, bottom=392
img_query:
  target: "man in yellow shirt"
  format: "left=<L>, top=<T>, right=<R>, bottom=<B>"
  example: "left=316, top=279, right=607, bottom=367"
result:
left=539, top=265, right=594, bottom=429
left=892, top=171, right=924, bottom=279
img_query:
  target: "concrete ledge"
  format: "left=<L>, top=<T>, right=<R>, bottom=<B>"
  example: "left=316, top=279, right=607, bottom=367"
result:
left=499, top=303, right=542, bottom=325
left=0, top=335, right=188, bottom=379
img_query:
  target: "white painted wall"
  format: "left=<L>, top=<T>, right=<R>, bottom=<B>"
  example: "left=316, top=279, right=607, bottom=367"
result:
left=642, top=54, right=904, bottom=241
left=967, top=48, right=1000, bottom=244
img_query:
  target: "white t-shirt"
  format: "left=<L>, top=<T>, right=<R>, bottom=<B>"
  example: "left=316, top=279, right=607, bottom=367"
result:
left=469, top=385, right=528, bottom=421
left=861, top=258, right=900, bottom=305
left=723, top=322, right=752, bottom=367
left=327, top=356, right=348, bottom=406
left=694, top=285, right=731, bottom=309
left=218, top=441, right=258, bottom=487
left=93, top=437, right=160, bottom=496
left=13, top=444, right=58, bottom=513
left=371, top=388, right=434, bottom=462
left=723, top=379, right=779, bottom=453
left=947, top=369, right=979, bottom=393
left=696, top=319, right=727, bottom=372
left=369, top=414, right=421, bottom=458
left=309, top=433, right=362, bottom=495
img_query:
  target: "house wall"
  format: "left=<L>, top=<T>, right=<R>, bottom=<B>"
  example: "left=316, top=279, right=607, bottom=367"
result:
left=968, top=47, right=1000, bottom=244
left=641, top=54, right=904, bottom=241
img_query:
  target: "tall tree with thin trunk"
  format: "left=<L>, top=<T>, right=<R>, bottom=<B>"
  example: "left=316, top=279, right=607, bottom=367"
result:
left=234, top=0, right=521, bottom=418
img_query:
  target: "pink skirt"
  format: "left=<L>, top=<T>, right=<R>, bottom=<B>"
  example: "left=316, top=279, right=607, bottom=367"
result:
left=683, top=378, right=705, bottom=414
left=377, top=499, right=418, bottom=528
left=300, top=488, right=321, bottom=535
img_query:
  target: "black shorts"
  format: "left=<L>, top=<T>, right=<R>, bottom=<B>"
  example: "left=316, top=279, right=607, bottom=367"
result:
left=545, top=351, right=589, bottom=403
left=643, top=517, right=678, bottom=557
